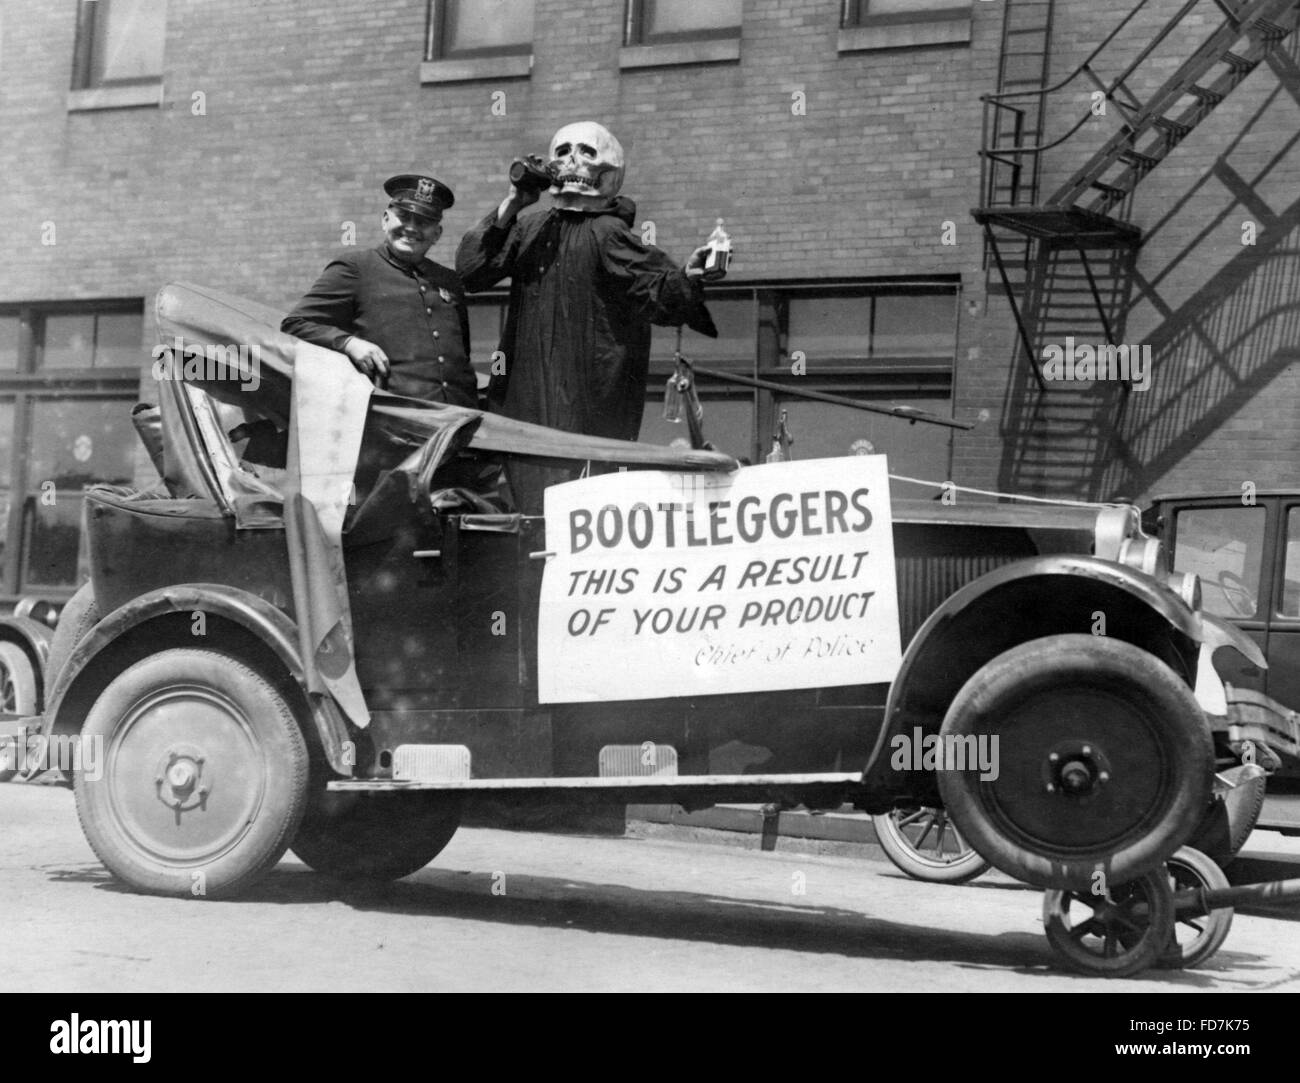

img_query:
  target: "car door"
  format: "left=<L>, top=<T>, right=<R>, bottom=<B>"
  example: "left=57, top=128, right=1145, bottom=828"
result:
left=1262, top=500, right=1300, bottom=712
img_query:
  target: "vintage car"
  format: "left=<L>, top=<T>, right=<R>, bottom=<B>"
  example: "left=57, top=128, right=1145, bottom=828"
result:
left=0, top=283, right=1269, bottom=977
left=1145, top=490, right=1300, bottom=835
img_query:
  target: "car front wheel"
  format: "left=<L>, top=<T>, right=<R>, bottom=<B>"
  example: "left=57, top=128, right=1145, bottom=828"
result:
left=74, top=649, right=309, bottom=898
left=937, top=634, right=1213, bottom=892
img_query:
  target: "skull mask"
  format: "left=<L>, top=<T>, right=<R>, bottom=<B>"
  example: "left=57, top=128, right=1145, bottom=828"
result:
left=548, top=121, right=625, bottom=211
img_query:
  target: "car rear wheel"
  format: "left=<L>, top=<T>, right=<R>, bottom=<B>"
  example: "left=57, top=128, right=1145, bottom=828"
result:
left=74, top=649, right=309, bottom=898
left=937, top=634, right=1214, bottom=892
left=873, top=804, right=990, bottom=884
left=0, top=642, right=38, bottom=783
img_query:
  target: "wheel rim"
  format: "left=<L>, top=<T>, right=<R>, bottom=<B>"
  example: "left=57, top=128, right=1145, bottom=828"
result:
left=1044, top=867, right=1174, bottom=977
left=888, top=806, right=976, bottom=870
left=1160, top=847, right=1233, bottom=969
left=0, top=668, right=16, bottom=713
left=970, top=683, right=1174, bottom=857
left=102, top=683, right=270, bottom=866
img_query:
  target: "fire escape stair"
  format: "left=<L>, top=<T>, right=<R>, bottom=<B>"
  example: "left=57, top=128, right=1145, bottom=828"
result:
left=973, top=0, right=1300, bottom=389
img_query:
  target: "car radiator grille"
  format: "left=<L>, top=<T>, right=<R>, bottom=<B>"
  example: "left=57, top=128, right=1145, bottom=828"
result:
left=895, top=553, right=1023, bottom=647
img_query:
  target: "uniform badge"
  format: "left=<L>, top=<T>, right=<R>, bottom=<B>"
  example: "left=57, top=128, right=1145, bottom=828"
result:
left=416, top=178, right=436, bottom=203
left=439, top=287, right=452, bottom=304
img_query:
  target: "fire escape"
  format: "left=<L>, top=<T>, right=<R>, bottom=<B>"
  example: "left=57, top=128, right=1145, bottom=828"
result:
left=973, top=0, right=1300, bottom=390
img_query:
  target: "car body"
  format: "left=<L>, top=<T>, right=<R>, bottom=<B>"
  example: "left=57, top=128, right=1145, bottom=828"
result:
left=0, top=283, right=1263, bottom=968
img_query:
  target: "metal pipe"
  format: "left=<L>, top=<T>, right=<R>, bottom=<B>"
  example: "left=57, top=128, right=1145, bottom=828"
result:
left=683, top=361, right=975, bottom=431
left=1174, top=876, right=1300, bottom=915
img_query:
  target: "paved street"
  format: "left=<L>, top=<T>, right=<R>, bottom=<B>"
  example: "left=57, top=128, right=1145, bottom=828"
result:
left=3, top=781, right=1300, bottom=992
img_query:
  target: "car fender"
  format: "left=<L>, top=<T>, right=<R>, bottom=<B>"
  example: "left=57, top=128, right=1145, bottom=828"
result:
left=1197, top=611, right=1266, bottom=669
left=0, top=616, right=53, bottom=706
left=866, top=554, right=1206, bottom=785
left=45, top=583, right=352, bottom=775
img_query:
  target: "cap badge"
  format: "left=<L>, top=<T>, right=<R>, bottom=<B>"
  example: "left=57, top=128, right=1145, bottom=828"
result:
left=416, top=178, right=436, bottom=202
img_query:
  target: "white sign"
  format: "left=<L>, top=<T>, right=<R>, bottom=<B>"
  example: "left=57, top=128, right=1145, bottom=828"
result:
left=538, top=457, right=902, bottom=703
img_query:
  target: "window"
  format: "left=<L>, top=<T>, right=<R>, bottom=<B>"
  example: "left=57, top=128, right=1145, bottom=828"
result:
left=0, top=303, right=142, bottom=595
left=72, top=0, right=167, bottom=88
left=1172, top=506, right=1267, bottom=619
left=625, top=0, right=742, bottom=45
left=464, top=295, right=508, bottom=377
left=839, top=0, right=972, bottom=51
left=426, top=0, right=534, bottom=59
left=1282, top=508, right=1300, bottom=617
left=642, top=282, right=957, bottom=478
left=842, top=0, right=969, bottom=25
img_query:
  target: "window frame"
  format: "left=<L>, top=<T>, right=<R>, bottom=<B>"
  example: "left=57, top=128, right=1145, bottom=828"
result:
left=70, top=0, right=167, bottom=91
left=0, top=301, right=143, bottom=598
left=425, top=0, right=535, bottom=61
left=1170, top=502, right=1271, bottom=622
left=645, top=278, right=958, bottom=464
left=624, top=0, right=743, bottom=46
left=840, top=0, right=972, bottom=29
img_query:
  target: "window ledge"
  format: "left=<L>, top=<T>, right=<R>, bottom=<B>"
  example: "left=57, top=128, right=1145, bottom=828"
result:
left=67, top=82, right=163, bottom=111
left=838, top=13, right=971, bottom=53
left=420, top=55, right=532, bottom=83
left=619, top=38, right=741, bottom=70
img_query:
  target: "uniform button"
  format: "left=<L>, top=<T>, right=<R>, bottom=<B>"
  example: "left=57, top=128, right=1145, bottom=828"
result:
left=426, top=307, right=432, bottom=314
left=437, top=356, right=445, bottom=363
left=420, top=284, right=426, bottom=292
left=441, top=381, right=448, bottom=388
left=432, top=331, right=439, bottom=339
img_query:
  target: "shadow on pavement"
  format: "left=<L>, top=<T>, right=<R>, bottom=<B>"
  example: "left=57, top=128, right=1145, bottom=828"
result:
left=36, top=854, right=1271, bottom=984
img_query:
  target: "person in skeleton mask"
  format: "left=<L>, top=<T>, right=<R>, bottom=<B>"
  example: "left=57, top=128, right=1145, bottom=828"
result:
left=457, top=121, right=721, bottom=513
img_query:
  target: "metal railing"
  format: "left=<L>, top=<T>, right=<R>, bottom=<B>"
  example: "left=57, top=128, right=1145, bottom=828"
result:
left=980, top=0, right=1215, bottom=209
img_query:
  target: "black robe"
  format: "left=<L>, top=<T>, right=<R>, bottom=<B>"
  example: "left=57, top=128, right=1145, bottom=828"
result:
left=456, top=197, right=716, bottom=512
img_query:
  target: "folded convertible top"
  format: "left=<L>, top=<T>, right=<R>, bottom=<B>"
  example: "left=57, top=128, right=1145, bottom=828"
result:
left=155, top=281, right=740, bottom=473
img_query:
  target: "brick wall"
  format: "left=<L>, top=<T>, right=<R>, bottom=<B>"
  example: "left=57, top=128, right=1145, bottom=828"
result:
left=3, top=0, right=1299, bottom=503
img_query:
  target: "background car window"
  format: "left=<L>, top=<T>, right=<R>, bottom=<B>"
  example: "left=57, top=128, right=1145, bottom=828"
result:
left=1173, top=506, right=1266, bottom=618
left=1281, top=507, right=1300, bottom=617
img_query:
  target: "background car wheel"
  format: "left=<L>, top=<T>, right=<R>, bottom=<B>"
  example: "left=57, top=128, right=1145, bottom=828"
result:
left=1157, top=846, right=1233, bottom=970
left=937, top=634, right=1213, bottom=892
left=1042, top=865, right=1175, bottom=978
left=873, top=805, right=990, bottom=884
left=44, top=582, right=99, bottom=700
left=291, top=789, right=462, bottom=881
left=0, top=642, right=39, bottom=783
left=74, top=649, right=308, bottom=898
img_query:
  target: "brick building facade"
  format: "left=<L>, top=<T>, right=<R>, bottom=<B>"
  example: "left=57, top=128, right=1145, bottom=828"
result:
left=1, top=0, right=1298, bottom=603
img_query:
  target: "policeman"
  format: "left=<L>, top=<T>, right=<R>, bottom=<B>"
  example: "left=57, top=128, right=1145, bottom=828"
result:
left=281, top=174, right=478, bottom=406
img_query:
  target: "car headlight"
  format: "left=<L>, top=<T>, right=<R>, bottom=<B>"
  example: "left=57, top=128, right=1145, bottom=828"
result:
left=1117, top=534, right=1165, bottom=577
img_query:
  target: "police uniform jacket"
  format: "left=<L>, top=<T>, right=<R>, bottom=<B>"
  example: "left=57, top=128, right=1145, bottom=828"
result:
left=281, top=244, right=478, bottom=407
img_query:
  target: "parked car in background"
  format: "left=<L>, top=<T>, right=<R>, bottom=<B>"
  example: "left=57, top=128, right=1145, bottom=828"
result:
left=1146, top=491, right=1300, bottom=837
